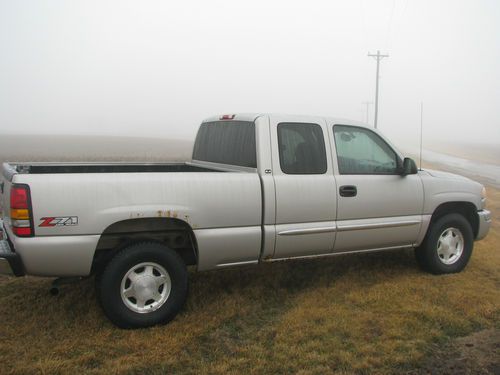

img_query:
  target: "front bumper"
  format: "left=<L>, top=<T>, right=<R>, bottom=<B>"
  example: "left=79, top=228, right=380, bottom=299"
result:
left=0, top=239, right=25, bottom=276
left=476, top=209, right=491, bottom=241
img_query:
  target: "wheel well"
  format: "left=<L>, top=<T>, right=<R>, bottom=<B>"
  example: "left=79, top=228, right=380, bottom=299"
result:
left=91, top=218, right=198, bottom=275
left=431, top=202, right=479, bottom=238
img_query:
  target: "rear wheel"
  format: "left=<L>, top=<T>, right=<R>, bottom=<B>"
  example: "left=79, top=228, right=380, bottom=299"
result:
left=415, top=213, right=473, bottom=274
left=98, top=242, right=188, bottom=328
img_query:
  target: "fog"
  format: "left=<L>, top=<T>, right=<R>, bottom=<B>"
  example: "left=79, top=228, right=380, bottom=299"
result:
left=0, top=0, right=499, bottom=149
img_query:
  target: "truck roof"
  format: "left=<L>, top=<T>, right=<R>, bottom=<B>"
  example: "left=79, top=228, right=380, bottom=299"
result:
left=202, top=113, right=370, bottom=128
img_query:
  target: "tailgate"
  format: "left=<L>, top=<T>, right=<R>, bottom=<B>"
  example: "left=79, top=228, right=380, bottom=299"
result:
left=1, top=163, right=15, bottom=230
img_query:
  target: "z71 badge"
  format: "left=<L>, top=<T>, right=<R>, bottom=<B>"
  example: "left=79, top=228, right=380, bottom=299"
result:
left=39, top=217, right=78, bottom=227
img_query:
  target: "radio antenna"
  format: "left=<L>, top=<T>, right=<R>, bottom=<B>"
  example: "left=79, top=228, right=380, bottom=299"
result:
left=419, top=102, right=423, bottom=170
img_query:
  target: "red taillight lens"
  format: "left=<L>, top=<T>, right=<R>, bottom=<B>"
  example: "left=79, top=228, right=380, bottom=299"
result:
left=10, top=184, right=33, bottom=237
left=13, top=227, right=31, bottom=237
left=11, top=186, right=29, bottom=209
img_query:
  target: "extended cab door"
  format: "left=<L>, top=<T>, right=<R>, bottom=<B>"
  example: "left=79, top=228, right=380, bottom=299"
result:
left=269, top=115, right=337, bottom=259
left=327, top=123, right=424, bottom=252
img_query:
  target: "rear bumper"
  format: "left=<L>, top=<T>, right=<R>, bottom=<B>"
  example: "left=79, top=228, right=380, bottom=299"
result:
left=0, top=239, right=25, bottom=277
left=476, top=209, right=491, bottom=241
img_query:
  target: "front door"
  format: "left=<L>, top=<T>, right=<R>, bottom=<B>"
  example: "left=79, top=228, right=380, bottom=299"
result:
left=328, top=123, right=424, bottom=253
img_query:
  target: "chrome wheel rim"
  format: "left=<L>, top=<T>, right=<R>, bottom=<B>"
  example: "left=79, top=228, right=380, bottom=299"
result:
left=436, top=227, right=464, bottom=265
left=120, top=262, right=171, bottom=314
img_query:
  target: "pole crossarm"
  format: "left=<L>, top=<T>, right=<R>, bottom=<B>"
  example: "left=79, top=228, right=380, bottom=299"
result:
left=368, top=52, right=389, bottom=59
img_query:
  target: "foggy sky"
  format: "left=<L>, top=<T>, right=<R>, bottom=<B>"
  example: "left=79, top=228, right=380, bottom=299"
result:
left=0, top=0, right=499, bottom=148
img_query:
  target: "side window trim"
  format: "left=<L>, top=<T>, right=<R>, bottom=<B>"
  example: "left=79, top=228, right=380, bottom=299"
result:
left=332, top=124, right=402, bottom=175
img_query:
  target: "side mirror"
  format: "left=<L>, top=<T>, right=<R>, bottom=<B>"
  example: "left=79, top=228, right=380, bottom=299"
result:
left=400, top=157, right=418, bottom=176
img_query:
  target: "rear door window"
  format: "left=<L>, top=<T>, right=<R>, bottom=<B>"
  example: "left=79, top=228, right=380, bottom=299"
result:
left=277, top=123, right=327, bottom=174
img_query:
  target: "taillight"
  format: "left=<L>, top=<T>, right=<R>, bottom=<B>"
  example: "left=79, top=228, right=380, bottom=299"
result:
left=10, top=184, right=33, bottom=237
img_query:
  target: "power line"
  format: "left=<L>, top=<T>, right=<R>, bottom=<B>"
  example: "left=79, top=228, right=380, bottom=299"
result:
left=385, top=0, right=396, bottom=50
left=367, top=50, right=389, bottom=129
left=359, top=0, right=369, bottom=51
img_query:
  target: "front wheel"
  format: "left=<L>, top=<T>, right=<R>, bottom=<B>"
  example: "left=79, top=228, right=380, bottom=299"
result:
left=415, top=213, right=474, bottom=274
left=97, top=242, right=188, bottom=328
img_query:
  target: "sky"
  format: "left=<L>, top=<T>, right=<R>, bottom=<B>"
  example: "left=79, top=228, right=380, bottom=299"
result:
left=0, top=0, right=499, bottom=148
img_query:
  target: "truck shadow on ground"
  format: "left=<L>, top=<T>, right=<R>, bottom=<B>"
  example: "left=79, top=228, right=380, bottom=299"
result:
left=190, top=247, right=419, bottom=293
left=0, top=248, right=421, bottom=329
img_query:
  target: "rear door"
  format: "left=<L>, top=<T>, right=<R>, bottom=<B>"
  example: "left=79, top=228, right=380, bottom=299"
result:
left=328, top=123, right=424, bottom=252
left=270, top=115, right=337, bottom=259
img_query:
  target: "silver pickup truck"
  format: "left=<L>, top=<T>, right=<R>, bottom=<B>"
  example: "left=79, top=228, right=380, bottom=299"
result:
left=0, top=114, right=491, bottom=328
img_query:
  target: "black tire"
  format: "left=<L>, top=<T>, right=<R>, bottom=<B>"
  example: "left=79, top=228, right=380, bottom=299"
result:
left=97, top=242, right=188, bottom=328
left=415, top=213, right=473, bottom=275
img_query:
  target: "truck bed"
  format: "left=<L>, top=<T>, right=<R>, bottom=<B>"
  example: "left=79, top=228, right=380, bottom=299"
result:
left=2, top=161, right=263, bottom=275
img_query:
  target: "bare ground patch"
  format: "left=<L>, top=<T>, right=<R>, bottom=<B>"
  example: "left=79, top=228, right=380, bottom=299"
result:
left=411, top=329, right=500, bottom=375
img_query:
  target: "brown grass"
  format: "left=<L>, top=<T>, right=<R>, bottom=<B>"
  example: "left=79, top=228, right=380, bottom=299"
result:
left=0, top=165, right=499, bottom=374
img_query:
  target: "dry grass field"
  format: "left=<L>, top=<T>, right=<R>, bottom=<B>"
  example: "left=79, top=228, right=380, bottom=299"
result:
left=0, top=162, right=498, bottom=374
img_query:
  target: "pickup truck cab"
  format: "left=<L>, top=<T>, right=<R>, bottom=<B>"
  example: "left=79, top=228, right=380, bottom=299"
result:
left=0, top=114, right=491, bottom=328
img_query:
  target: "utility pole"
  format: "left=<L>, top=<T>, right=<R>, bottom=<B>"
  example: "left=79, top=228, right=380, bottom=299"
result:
left=362, top=101, right=373, bottom=124
left=367, top=50, right=389, bottom=129
left=419, top=102, right=423, bottom=170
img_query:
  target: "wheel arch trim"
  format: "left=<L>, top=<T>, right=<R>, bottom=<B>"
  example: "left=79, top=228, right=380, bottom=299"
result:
left=92, top=217, right=199, bottom=273
left=427, top=201, right=480, bottom=239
